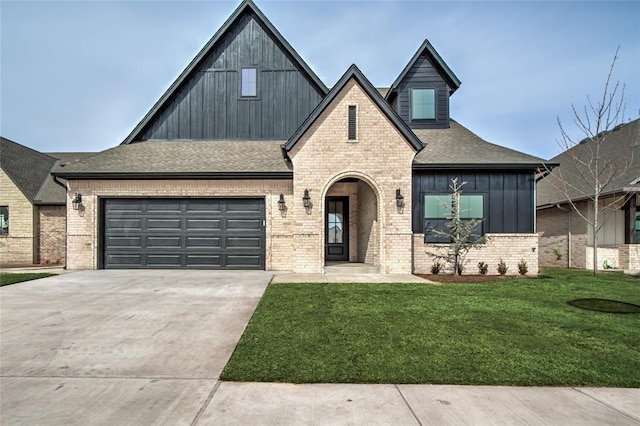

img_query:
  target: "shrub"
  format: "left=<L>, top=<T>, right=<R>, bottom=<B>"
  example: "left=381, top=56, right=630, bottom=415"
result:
left=478, top=262, right=488, bottom=275
left=518, top=259, right=528, bottom=276
left=497, top=259, right=508, bottom=276
left=553, top=247, right=564, bottom=260
left=431, top=261, right=443, bottom=275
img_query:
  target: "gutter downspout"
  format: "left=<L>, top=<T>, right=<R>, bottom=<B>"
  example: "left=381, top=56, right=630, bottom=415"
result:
left=555, top=204, right=571, bottom=268
left=52, top=174, right=68, bottom=269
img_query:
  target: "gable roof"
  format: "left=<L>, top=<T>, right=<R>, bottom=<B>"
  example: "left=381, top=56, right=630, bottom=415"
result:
left=537, top=118, right=640, bottom=207
left=52, top=141, right=291, bottom=179
left=283, top=64, right=424, bottom=152
left=385, top=39, right=461, bottom=102
left=0, top=137, right=64, bottom=204
left=412, top=120, right=547, bottom=170
left=121, top=0, right=328, bottom=145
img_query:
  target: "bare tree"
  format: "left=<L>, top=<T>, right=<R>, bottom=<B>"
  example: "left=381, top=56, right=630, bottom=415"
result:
left=545, top=47, right=636, bottom=274
left=427, top=178, right=486, bottom=275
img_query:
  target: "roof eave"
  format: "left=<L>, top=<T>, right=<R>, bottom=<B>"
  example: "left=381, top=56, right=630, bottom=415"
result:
left=412, top=163, right=546, bottom=171
left=51, top=171, right=293, bottom=180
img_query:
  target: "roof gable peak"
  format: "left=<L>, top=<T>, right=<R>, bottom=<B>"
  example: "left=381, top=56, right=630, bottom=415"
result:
left=386, top=39, right=461, bottom=102
left=121, top=0, right=328, bottom=145
left=283, top=64, right=424, bottom=152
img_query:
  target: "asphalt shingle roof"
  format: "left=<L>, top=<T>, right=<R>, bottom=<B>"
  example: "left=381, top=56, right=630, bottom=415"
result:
left=53, top=140, right=291, bottom=177
left=537, top=118, right=640, bottom=207
left=1, top=137, right=61, bottom=204
left=413, top=120, right=546, bottom=167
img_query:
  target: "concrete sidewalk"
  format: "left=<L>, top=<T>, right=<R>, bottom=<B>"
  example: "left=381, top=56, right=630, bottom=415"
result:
left=199, top=383, right=640, bottom=425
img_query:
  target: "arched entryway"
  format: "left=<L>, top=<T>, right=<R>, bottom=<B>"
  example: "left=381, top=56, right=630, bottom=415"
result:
left=323, top=174, right=382, bottom=270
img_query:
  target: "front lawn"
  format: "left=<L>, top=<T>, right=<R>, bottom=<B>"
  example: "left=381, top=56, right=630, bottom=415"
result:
left=0, top=273, right=56, bottom=286
left=221, top=269, right=640, bottom=386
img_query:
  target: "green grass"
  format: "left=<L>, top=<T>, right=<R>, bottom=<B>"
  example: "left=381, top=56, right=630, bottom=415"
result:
left=0, top=273, right=56, bottom=286
left=221, top=269, right=640, bottom=386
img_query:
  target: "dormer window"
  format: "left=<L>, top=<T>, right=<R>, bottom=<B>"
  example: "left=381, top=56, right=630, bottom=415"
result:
left=411, top=88, right=435, bottom=120
left=241, top=67, right=257, bottom=97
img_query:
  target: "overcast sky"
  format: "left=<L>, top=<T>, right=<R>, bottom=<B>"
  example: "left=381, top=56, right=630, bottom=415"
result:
left=1, top=0, right=639, bottom=160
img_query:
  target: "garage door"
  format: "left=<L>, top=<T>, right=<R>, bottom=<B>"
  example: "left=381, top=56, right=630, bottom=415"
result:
left=103, top=198, right=264, bottom=269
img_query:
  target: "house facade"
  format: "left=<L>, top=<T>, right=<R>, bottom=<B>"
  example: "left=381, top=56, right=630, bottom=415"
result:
left=537, top=118, right=640, bottom=270
left=0, top=137, right=68, bottom=265
left=53, top=0, right=545, bottom=275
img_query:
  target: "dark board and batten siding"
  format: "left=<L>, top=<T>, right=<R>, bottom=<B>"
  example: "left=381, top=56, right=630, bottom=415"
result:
left=412, top=171, right=535, bottom=234
left=138, top=11, right=324, bottom=141
left=396, top=55, right=451, bottom=129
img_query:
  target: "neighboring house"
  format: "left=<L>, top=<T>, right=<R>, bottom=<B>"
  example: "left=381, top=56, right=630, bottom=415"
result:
left=0, top=137, right=67, bottom=265
left=52, top=0, right=546, bottom=274
left=537, top=118, right=640, bottom=270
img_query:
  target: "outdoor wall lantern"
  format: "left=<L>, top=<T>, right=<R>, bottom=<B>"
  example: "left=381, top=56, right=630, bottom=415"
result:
left=396, top=188, right=404, bottom=209
left=302, top=189, right=311, bottom=208
left=278, top=193, right=286, bottom=211
left=72, top=193, right=83, bottom=210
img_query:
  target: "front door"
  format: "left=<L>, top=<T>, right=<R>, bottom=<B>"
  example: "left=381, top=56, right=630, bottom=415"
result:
left=325, top=197, right=349, bottom=261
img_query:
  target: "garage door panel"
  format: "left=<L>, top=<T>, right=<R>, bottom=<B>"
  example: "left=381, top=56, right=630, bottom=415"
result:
left=106, top=236, right=142, bottom=248
left=146, top=201, right=182, bottom=213
left=147, top=237, right=181, bottom=248
left=186, top=219, right=221, bottom=230
left=104, top=198, right=264, bottom=269
left=186, top=237, right=221, bottom=248
left=107, top=254, right=142, bottom=266
left=147, top=219, right=182, bottom=230
left=146, top=255, right=182, bottom=267
left=226, top=218, right=262, bottom=230
left=186, top=255, right=222, bottom=267
left=186, top=200, right=222, bottom=213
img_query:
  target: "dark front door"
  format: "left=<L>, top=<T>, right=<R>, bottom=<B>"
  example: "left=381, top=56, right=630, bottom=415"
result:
left=325, top=197, right=349, bottom=261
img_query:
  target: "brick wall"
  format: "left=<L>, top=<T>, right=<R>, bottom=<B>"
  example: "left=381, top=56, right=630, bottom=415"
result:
left=414, top=233, right=539, bottom=276
left=65, top=179, right=293, bottom=270
left=37, top=205, right=66, bottom=265
left=357, top=180, right=378, bottom=264
left=0, top=169, right=35, bottom=264
left=288, top=78, right=415, bottom=274
left=538, top=202, right=588, bottom=269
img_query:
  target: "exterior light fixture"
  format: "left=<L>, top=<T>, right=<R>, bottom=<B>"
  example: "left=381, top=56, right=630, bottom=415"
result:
left=303, top=189, right=311, bottom=208
left=278, top=193, right=286, bottom=211
left=72, top=193, right=83, bottom=210
left=396, top=188, right=404, bottom=208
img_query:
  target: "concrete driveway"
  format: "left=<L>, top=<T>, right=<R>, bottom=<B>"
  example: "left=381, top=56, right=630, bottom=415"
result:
left=0, top=269, right=272, bottom=425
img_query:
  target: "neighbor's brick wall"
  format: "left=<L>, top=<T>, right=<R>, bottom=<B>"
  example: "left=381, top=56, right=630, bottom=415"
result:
left=538, top=202, right=588, bottom=269
left=288, top=79, right=415, bottom=274
left=619, top=245, right=640, bottom=270
left=37, top=205, right=66, bottom=265
left=65, top=179, right=293, bottom=270
left=413, top=233, right=539, bottom=276
left=0, top=169, right=35, bottom=264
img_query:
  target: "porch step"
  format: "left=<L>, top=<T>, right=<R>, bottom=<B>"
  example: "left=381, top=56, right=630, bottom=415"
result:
left=324, top=262, right=380, bottom=275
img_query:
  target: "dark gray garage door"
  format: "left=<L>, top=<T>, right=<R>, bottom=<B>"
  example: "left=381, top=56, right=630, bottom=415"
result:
left=103, top=198, right=265, bottom=269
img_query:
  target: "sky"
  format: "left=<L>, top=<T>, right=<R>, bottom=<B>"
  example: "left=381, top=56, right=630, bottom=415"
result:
left=1, top=0, right=639, bottom=160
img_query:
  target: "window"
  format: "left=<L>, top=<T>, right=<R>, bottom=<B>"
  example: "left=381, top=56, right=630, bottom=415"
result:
left=635, top=206, right=640, bottom=244
left=411, top=88, right=435, bottom=120
left=0, top=206, right=8, bottom=235
left=423, top=194, right=484, bottom=242
left=348, top=105, right=357, bottom=140
left=241, top=67, right=257, bottom=97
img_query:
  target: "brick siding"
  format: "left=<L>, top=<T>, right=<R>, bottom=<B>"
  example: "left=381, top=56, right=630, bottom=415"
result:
left=0, top=169, right=35, bottom=264
left=37, top=205, right=66, bottom=265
